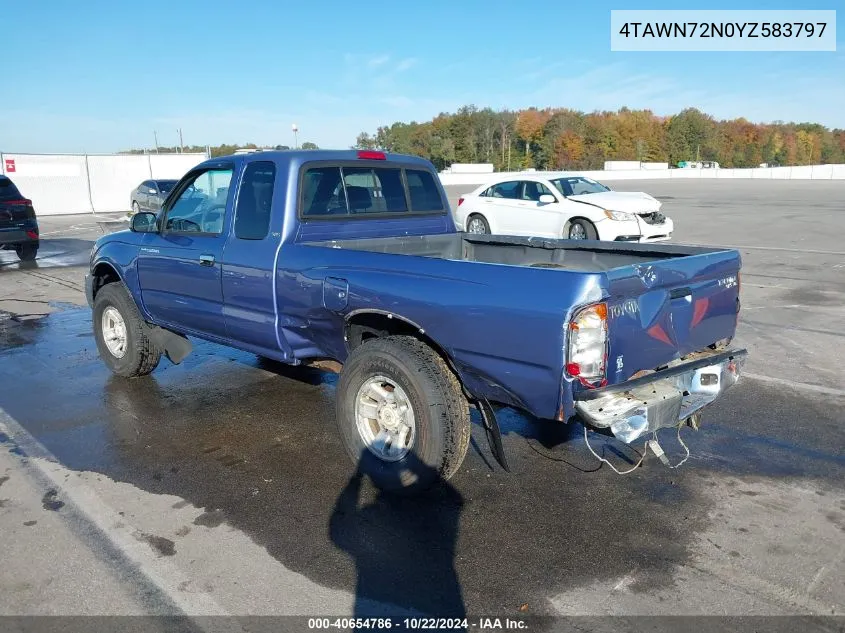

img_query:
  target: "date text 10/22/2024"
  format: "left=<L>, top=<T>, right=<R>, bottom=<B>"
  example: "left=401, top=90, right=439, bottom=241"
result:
left=307, top=617, right=528, bottom=630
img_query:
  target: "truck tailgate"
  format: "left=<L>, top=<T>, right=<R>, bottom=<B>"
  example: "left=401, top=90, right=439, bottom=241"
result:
left=603, top=248, right=741, bottom=385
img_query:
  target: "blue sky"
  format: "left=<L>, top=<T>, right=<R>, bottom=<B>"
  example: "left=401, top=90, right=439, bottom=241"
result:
left=2, top=0, right=842, bottom=153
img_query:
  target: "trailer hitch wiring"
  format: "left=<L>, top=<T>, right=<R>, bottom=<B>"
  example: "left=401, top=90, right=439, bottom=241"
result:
left=583, top=424, right=691, bottom=474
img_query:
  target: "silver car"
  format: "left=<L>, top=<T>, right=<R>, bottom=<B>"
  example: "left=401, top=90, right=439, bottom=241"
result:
left=130, top=179, right=178, bottom=214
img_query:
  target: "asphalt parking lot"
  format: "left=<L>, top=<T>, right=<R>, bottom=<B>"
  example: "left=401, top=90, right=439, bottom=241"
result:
left=0, top=181, right=843, bottom=626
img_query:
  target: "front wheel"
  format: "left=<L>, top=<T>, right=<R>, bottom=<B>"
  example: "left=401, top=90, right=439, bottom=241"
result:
left=566, top=219, right=597, bottom=240
left=335, top=336, right=471, bottom=494
left=93, top=283, right=161, bottom=377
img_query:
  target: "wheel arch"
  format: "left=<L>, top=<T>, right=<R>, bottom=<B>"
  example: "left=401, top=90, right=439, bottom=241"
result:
left=344, top=310, right=468, bottom=393
left=91, top=260, right=125, bottom=300
left=562, top=216, right=599, bottom=239
left=465, top=211, right=493, bottom=233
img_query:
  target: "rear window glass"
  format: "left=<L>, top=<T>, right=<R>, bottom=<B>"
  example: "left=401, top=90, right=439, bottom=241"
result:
left=0, top=178, right=22, bottom=201
left=406, top=169, right=444, bottom=211
left=301, top=164, right=443, bottom=219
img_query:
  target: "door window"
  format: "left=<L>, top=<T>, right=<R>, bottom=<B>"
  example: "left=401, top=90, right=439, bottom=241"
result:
left=163, top=168, right=233, bottom=234
left=234, top=161, right=276, bottom=240
left=519, top=181, right=554, bottom=201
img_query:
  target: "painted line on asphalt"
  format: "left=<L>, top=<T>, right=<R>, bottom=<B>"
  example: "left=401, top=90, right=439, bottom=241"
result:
left=744, top=373, right=845, bottom=398
left=687, top=243, right=845, bottom=256
left=0, top=407, right=246, bottom=631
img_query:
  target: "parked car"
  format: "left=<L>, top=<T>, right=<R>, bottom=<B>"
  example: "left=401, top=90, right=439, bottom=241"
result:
left=0, top=175, right=39, bottom=261
left=455, top=174, right=673, bottom=242
left=86, top=150, right=745, bottom=494
left=129, top=179, right=178, bottom=214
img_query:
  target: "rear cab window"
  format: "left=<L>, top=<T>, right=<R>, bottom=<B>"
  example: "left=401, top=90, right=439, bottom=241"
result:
left=0, top=177, right=23, bottom=201
left=300, top=162, right=446, bottom=219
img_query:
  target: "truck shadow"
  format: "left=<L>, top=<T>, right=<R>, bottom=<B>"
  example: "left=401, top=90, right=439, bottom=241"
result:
left=329, top=451, right=466, bottom=618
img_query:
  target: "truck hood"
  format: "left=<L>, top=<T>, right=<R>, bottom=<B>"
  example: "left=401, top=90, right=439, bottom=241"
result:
left=568, top=191, right=662, bottom=213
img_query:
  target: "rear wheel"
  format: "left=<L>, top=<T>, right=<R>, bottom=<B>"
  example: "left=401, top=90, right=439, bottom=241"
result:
left=15, top=244, right=38, bottom=261
left=93, top=283, right=161, bottom=377
left=336, top=336, right=470, bottom=494
left=566, top=219, right=597, bottom=240
left=466, top=214, right=490, bottom=235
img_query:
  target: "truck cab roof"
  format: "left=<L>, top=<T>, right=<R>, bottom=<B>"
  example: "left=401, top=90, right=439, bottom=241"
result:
left=194, top=149, right=435, bottom=172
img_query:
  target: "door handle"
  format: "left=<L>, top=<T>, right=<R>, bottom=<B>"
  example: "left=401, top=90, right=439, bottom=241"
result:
left=199, top=254, right=215, bottom=266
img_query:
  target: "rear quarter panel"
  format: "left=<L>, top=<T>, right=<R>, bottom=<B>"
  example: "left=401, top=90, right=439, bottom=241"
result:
left=275, top=243, right=604, bottom=420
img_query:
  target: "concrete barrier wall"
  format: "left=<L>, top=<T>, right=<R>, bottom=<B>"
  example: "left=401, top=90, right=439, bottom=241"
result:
left=438, top=163, right=845, bottom=186
left=2, top=151, right=843, bottom=215
left=0, top=152, right=207, bottom=215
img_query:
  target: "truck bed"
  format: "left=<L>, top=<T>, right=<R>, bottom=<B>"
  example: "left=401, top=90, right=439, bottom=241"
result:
left=305, top=233, right=729, bottom=273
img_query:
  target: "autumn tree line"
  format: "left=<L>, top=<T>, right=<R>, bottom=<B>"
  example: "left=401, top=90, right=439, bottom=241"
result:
left=353, top=106, right=845, bottom=171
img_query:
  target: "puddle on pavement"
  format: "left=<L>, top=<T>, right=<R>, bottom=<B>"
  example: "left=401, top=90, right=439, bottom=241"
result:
left=0, top=307, right=842, bottom=615
left=0, top=238, right=94, bottom=271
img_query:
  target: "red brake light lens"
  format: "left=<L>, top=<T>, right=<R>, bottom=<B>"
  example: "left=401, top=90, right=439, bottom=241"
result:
left=457, top=197, right=464, bottom=206
left=3, top=199, right=32, bottom=206
left=566, top=302, right=608, bottom=385
left=357, top=150, right=386, bottom=160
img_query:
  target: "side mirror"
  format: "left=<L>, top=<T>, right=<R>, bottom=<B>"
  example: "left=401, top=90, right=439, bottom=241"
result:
left=130, top=212, right=158, bottom=233
left=538, top=194, right=556, bottom=204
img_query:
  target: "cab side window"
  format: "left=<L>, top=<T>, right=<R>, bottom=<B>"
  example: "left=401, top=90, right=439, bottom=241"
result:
left=235, top=161, right=276, bottom=240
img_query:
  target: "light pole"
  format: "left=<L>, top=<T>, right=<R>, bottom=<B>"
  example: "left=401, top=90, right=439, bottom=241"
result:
left=292, top=123, right=299, bottom=150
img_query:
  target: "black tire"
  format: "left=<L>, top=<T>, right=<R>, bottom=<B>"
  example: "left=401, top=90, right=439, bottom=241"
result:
left=566, top=218, right=597, bottom=240
left=15, top=244, right=38, bottom=261
left=336, top=335, right=471, bottom=494
left=93, top=283, right=161, bottom=378
left=466, top=214, right=490, bottom=235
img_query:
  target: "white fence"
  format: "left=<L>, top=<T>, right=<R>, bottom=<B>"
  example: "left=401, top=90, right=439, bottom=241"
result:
left=439, top=163, right=845, bottom=185
left=5, top=151, right=844, bottom=215
left=0, top=152, right=207, bottom=216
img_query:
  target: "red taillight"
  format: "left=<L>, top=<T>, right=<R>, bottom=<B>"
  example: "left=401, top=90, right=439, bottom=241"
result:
left=565, top=363, right=581, bottom=376
left=357, top=150, right=386, bottom=160
left=26, top=229, right=38, bottom=239
left=3, top=198, right=32, bottom=206
left=457, top=197, right=464, bottom=206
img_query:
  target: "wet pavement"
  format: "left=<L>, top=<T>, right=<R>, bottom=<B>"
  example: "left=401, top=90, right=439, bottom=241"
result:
left=0, top=237, right=94, bottom=271
left=1, top=306, right=843, bottom=617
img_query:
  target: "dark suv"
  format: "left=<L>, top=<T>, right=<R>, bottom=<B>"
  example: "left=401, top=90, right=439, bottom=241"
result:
left=0, top=175, right=38, bottom=261
left=130, top=179, right=178, bottom=214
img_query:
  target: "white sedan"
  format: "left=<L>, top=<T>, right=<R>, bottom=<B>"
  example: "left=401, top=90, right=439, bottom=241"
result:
left=454, top=174, right=673, bottom=242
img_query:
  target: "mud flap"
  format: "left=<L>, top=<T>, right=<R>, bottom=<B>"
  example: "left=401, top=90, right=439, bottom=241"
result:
left=478, top=399, right=509, bottom=472
left=145, top=324, right=192, bottom=364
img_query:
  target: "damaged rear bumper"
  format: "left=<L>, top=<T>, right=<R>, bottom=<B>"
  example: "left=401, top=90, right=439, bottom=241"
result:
left=574, top=349, right=747, bottom=443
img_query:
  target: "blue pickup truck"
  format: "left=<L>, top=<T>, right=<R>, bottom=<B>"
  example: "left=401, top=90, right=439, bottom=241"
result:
left=86, top=150, right=746, bottom=492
